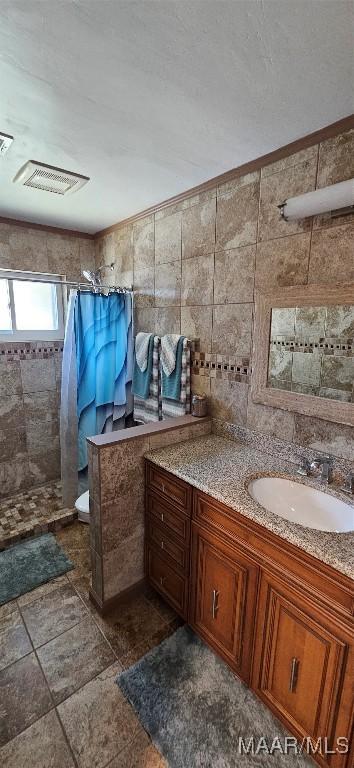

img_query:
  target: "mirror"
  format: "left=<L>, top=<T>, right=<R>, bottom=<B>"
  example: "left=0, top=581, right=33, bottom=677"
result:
left=267, top=305, right=354, bottom=403
left=252, top=284, right=354, bottom=427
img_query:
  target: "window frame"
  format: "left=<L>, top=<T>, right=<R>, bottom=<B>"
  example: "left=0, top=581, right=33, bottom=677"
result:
left=0, top=269, right=65, bottom=342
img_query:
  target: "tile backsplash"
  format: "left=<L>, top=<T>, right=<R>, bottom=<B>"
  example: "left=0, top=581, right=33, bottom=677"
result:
left=96, top=127, right=354, bottom=462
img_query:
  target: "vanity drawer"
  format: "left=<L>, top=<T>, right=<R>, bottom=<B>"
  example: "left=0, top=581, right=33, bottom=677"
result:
left=146, top=462, right=192, bottom=513
left=146, top=492, right=191, bottom=545
left=146, top=518, right=189, bottom=573
left=145, top=544, right=188, bottom=619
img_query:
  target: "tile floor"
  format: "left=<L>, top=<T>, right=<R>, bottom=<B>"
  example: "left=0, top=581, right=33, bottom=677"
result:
left=0, top=521, right=178, bottom=767
left=0, top=481, right=77, bottom=550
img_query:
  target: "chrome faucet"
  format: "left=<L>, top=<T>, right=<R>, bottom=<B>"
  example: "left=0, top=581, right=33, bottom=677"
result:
left=341, top=471, right=354, bottom=496
left=297, top=456, right=334, bottom=484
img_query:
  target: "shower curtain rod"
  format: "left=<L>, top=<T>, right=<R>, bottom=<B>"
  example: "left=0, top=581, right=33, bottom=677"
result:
left=3, top=273, right=133, bottom=294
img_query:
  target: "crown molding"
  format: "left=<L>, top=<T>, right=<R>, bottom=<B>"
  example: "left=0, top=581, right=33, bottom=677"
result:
left=94, top=113, right=354, bottom=239
left=0, top=216, right=94, bottom=239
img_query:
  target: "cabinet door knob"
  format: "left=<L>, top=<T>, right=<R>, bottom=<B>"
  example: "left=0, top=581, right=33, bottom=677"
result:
left=161, top=541, right=164, bottom=549
left=161, top=512, right=164, bottom=522
left=211, top=589, right=219, bottom=619
left=289, top=657, right=299, bottom=692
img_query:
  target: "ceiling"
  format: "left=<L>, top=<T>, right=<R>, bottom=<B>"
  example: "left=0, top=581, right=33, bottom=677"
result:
left=0, top=0, right=353, bottom=234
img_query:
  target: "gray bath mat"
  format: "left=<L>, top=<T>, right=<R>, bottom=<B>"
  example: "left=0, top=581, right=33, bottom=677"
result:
left=117, top=625, right=312, bottom=768
left=0, top=533, right=74, bottom=605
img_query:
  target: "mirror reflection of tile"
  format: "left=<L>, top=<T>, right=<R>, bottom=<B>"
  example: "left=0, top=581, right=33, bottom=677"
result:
left=267, top=305, right=354, bottom=403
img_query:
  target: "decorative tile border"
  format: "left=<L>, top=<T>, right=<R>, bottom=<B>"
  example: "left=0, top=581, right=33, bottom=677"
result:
left=0, top=340, right=63, bottom=361
left=270, top=337, right=353, bottom=356
left=191, top=351, right=251, bottom=384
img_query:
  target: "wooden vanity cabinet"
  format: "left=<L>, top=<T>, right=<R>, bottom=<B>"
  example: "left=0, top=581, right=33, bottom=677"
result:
left=189, top=522, right=259, bottom=682
left=145, top=461, right=354, bottom=767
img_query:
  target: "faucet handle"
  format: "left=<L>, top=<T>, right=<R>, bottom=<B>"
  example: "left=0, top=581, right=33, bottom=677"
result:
left=341, top=471, right=354, bottom=495
left=297, top=456, right=311, bottom=476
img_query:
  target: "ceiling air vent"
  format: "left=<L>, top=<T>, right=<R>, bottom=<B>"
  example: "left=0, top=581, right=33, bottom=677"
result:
left=0, top=132, right=14, bottom=155
left=13, top=160, right=90, bottom=195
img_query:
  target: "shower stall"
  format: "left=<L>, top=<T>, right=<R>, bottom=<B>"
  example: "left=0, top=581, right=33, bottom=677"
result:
left=0, top=266, right=133, bottom=548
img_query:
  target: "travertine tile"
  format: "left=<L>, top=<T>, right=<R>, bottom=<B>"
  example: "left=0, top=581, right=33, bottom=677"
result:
left=155, top=307, right=181, bottom=335
left=134, top=306, right=158, bottom=335
left=99, top=437, right=149, bottom=504
left=79, top=239, right=96, bottom=272
left=103, top=526, right=145, bottom=600
left=155, top=261, right=181, bottom=306
left=9, top=229, right=49, bottom=273
left=217, top=170, right=260, bottom=197
left=210, top=379, right=249, bottom=425
left=21, top=583, right=87, bottom=648
left=47, top=235, right=81, bottom=280
left=268, top=348, right=293, bottom=381
left=0, top=710, right=75, bottom=768
left=155, top=211, right=181, bottom=264
left=308, top=223, right=354, bottom=284
left=133, top=265, right=154, bottom=307
left=93, top=594, right=167, bottom=657
left=261, top=145, right=318, bottom=178
left=133, top=216, right=154, bottom=270
left=255, top=233, right=310, bottom=288
left=212, top=304, right=253, bottom=357
left=214, top=245, right=255, bottom=304
left=0, top=426, right=26, bottom=462
left=295, top=306, right=327, bottom=337
left=182, top=197, right=216, bottom=259
left=100, top=494, right=144, bottom=553
left=181, top=305, right=213, bottom=351
left=317, top=129, right=354, bottom=187
left=20, top=358, right=56, bottom=393
left=293, top=415, right=354, bottom=460
left=216, top=180, right=259, bottom=250
left=0, top=362, right=22, bottom=398
left=246, top=400, right=295, bottom=442
left=0, top=653, right=52, bottom=746
left=326, top=305, right=354, bottom=337
left=108, top=725, right=166, bottom=768
left=292, top=352, right=322, bottom=387
left=25, top=421, right=59, bottom=457
left=0, top=395, right=24, bottom=431
left=23, top=391, right=58, bottom=425
left=112, top=226, right=134, bottom=272
left=191, top=373, right=211, bottom=397
left=258, top=158, right=316, bottom=241
left=29, top=448, right=61, bottom=485
left=57, top=662, right=139, bottom=768
left=321, top=356, right=354, bottom=392
left=37, top=616, right=115, bottom=704
left=0, top=457, right=31, bottom=498
left=181, top=254, right=214, bottom=306
left=17, top=574, right=69, bottom=607
left=270, top=308, right=296, bottom=336
left=0, top=606, right=32, bottom=672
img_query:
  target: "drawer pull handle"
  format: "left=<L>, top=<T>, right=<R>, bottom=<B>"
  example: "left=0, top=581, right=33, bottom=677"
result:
left=160, top=576, right=166, bottom=586
left=211, top=589, right=219, bottom=619
left=161, top=541, right=164, bottom=549
left=161, top=512, right=164, bottom=522
left=289, top=658, right=299, bottom=692
left=161, top=483, right=165, bottom=493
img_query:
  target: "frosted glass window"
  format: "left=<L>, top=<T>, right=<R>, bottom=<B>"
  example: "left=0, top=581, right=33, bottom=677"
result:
left=13, top=280, right=58, bottom=330
left=0, top=279, right=12, bottom=331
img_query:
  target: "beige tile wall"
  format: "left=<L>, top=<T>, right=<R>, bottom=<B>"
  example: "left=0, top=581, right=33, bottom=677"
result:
left=95, top=128, right=354, bottom=462
left=0, top=222, right=96, bottom=496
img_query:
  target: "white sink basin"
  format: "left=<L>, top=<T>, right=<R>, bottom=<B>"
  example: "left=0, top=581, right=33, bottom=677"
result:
left=248, top=477, right=354, bottom=533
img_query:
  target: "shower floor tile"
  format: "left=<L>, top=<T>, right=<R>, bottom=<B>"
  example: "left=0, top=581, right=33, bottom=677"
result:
left=0, top=481, right=77, bottom=549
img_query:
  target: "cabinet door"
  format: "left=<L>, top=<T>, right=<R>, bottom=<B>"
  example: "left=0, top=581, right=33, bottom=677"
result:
left=190, top=523, right=259, bottom=682
left=252, top=572, right=350, bottom=760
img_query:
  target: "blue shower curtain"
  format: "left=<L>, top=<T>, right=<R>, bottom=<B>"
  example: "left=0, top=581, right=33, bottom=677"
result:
left=60, top=290, right=133, bottom=506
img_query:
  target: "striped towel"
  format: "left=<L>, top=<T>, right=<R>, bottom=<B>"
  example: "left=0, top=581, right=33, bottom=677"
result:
left=161, top=334, right=181, bottom=376
left=162, top=336, right=184, bottom=400
left=162, top=338, right=191, bottom=419
left=132, top=333, right=153, bottom=399
left=133, top=335, right=162, bottom=424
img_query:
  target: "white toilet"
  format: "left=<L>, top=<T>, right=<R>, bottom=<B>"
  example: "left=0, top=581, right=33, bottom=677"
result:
left=75, top=490, right=90, bottom=524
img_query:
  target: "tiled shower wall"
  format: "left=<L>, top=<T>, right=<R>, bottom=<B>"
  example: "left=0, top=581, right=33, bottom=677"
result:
left=96, top=127, right=354, bottom=462
left=0, top=223, right=96, bottom=497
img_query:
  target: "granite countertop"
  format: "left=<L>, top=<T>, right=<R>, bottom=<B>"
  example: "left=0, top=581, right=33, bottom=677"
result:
left=145, top=435, right=354, bottom=581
